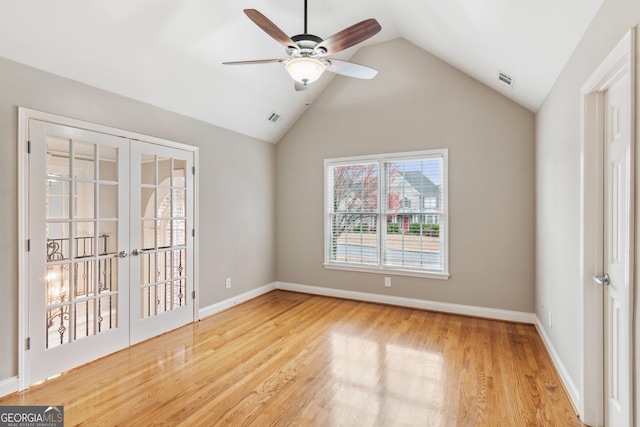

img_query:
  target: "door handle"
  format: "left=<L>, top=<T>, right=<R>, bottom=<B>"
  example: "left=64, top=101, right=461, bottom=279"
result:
left=131, top=249, right=150, bottom=256
left=118, top=250, right=128, bottom=258
left=593, top=273, right=610, bottom=286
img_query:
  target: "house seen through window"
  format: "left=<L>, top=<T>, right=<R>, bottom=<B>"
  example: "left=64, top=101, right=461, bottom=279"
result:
left=325, top=150, right=448, bottom=278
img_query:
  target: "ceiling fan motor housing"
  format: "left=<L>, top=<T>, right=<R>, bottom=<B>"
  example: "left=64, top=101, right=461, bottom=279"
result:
left=288, top=34, right=326, bottom=57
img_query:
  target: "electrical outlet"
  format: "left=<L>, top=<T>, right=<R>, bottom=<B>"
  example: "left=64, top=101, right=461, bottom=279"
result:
left=225, top=277, right=231, bottom=289
left=384, top=277, right=391, bottom=287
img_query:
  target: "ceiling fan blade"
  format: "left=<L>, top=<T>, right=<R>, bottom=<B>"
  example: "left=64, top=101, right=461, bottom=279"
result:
left=325, top=59, right=378, bottom=79
left=316, top=19, right=381, bottom=55
left=223, top=59, right=285, bottom=65
left=244, top=9, right=297, bottom=49
left=294, top=81, right=308, bottom=91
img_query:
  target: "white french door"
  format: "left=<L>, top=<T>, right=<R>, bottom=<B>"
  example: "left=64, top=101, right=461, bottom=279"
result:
left=27, top=120, right=130, bottom=385
left=26, top=119, right=195, bottom=386
left=129, top=142, right=194, bottom=344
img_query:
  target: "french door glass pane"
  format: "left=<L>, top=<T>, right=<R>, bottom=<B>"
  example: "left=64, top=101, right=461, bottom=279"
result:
left=46, top=264, right=70, bottom=305
left=98, top=184, right=118, bottom=218
left=141, top=187, right=155, bottom=217
left=47, top=137, right=70, bottom=178
left=46, top=223, right=70, bottom=260
left=98, top=146, right=117, bottom=181
left=141, top=154, right=155, bottom=185
left=172, top=189, right=186, bottom=217
left=74, top=182, right=95, bottom=219
left=98, top=295, right=117, bottom=330
left=74, top=300, right=95, bottom=339
left=46, top=180, right=70, bottom=219
left=141, top=220, right=156, bottom=250
left=158, top=157, right=171, bottom=185
left=47, top=306, right=71, bottom=348
left=173, top=159, right=186, bottom=185
left=73, top=142, right=95, bottom=180
left=157, top=190, right=171, bottom=218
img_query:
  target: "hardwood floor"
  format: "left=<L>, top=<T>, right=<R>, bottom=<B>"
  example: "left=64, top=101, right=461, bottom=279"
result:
left=1, top=290, right=584, bottom=426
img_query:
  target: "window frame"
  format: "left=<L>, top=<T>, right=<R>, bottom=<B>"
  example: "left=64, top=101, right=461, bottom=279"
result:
left=323, top=149, right=449, bottom=280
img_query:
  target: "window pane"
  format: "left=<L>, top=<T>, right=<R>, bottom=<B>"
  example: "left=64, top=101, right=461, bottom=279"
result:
left=329, top=163, right=378, bottom=213
left=329, top=214, right=378, bottom=265
left=383, top=156, right=445, bottom=272
left=385, top=158, right=443, bottom=214
left=384, top=215, right=443, bottom=270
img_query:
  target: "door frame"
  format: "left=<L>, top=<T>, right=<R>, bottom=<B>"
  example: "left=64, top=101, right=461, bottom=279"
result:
left=18, top=107, right=200, bottom=391
left=580, top=28, right=636, bottom=426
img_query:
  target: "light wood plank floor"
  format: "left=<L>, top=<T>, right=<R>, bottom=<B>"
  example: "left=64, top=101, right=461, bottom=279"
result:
left=1, top=291, right=584, bottom=426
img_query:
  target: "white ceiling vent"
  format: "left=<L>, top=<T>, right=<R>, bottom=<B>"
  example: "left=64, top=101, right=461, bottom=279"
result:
left=267, top=112, right=281, bottom=123
left=497, top=71, right=515, bottom=89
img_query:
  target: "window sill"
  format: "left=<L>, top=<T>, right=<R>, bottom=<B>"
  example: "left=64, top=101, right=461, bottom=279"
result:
left=323, top=263, right=450, bottom=280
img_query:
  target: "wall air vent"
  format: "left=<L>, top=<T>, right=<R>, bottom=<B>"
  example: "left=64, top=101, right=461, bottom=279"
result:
left=497, top=71, right=515, bottom=88
left=267, top=112, right=281, bottom=123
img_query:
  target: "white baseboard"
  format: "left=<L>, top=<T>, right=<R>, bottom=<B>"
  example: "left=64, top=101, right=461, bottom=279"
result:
left=198, top=282, right=276, bottom=319
left=0, top=376, right=19, bottom=398
left=273, top=281, right=537, bottom=324
left=535, top=317, right=581, bottom=412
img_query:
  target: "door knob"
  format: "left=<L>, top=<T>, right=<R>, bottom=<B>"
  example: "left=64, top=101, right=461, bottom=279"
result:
left=118, top=250, right=128, bottom=258
left=593, top=273, right=610, bottom=286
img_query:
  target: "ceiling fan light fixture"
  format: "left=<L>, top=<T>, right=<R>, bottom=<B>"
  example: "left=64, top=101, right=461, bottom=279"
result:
left=285, top=57, right=325, bottom=84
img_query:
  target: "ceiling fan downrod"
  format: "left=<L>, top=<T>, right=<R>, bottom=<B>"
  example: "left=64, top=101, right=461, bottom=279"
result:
left=304, top=0, right=308, bottom=34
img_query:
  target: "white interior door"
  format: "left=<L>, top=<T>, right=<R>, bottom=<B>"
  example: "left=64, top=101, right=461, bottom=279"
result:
left=27, top=120, right=130, bottom=385
left=603, top=73, right=632, bottom=427
left=129, top=141, right=194, bottom=344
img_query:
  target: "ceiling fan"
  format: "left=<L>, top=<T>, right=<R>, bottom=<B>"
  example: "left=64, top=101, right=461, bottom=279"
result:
left=223, top=0, right=382, bottom=91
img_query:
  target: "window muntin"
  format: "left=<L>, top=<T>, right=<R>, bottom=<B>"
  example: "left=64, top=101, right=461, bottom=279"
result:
left=325, top=151, right=448, bottom=278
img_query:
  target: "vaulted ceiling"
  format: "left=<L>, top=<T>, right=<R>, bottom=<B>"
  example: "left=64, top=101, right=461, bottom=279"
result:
left=0, top=0, right=603, bottom=143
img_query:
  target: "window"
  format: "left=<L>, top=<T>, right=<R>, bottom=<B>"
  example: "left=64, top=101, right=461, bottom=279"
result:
left=324, top=150, right=448, bottom=279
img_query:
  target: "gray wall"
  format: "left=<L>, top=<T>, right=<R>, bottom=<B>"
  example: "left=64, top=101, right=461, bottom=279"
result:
left=535, top=0, right=640, bottom=416
left=276, top=38, right=536, bottom=312
left=0, top=56, right=276, bottom=381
